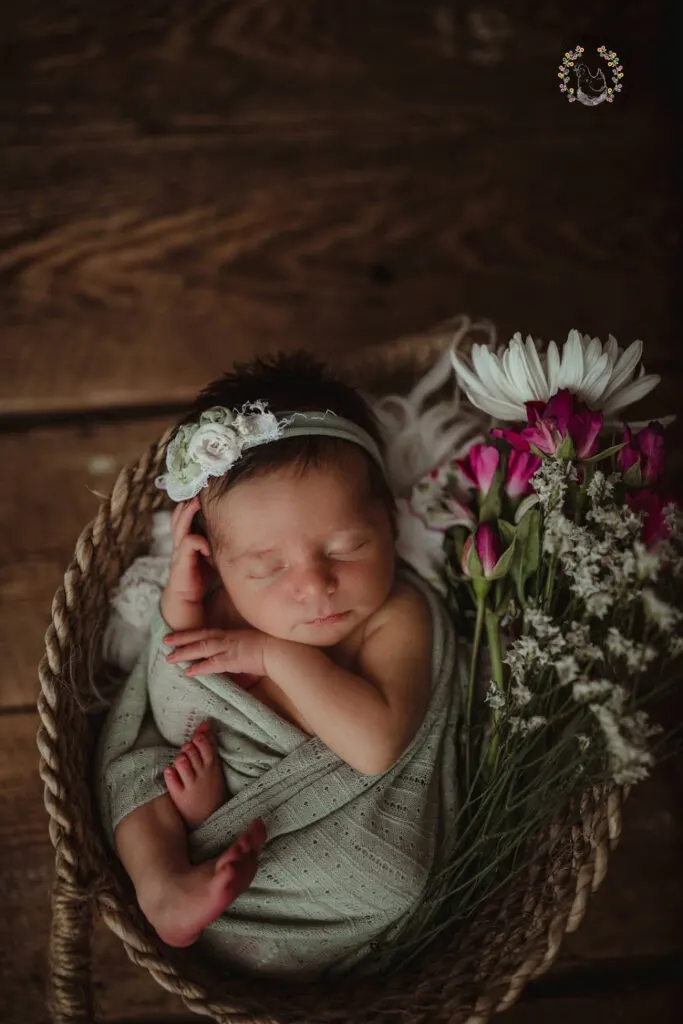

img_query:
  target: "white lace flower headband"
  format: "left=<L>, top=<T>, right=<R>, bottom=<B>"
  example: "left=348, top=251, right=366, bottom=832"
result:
left=155, top=400, right=388, bottom=502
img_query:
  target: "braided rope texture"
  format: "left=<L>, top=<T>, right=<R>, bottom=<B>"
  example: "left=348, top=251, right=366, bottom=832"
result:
left=36, top=325, right=624, bottom=1023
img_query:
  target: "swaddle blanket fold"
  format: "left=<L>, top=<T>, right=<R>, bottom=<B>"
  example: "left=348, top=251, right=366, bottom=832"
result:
left=95, top=565, right=461, bottom=978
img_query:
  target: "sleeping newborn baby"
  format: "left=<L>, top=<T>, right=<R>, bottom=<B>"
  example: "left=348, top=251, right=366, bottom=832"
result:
left=96, top=350, right=461, bottom=978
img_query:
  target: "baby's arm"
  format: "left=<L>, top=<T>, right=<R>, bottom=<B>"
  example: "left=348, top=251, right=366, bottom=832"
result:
left=160, top=497, right=213, bottom=632
left=264, top=587, right=432, bottom=774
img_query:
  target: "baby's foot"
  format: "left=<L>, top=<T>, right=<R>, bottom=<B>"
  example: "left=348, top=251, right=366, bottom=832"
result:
left=164, top=722, right=226, bottom=829
left=139, top=818, right=267, bottom=947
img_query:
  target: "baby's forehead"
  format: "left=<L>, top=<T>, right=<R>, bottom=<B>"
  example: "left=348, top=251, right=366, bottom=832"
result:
left=205, top=455, right=379, bottom=548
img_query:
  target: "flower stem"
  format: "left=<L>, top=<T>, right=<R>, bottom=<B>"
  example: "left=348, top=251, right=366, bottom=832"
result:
left=485, top=608, right=505, bottom=771
left=543, top=552, right=558, bottom=610
left=465, top=596, right=486, bottom=794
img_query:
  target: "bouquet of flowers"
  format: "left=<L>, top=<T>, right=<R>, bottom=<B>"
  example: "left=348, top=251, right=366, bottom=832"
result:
left=389, top=328, right=682, bottom=967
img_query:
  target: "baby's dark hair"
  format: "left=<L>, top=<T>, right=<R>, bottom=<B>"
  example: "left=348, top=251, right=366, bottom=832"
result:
left=176, top=350, right=397, bottom=543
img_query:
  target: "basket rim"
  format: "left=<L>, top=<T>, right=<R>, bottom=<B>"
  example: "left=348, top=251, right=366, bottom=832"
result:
left=36, top=322, right=625, bottom=1023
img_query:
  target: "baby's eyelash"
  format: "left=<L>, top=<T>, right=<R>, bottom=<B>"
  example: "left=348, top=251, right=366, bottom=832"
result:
left=247, top=542, right=369, bottom=579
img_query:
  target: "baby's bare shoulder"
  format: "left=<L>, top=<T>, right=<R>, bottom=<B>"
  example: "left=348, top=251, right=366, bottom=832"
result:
left=356, top=581, right=433, bottom=743
left=361, top=580, right=432, bottom=652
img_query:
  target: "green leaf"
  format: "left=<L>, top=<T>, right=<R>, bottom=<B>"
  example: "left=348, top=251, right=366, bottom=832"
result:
left=512, top=507, right=541, bottom=604
left=478, top=464, right=505, bottom=523
left=514, top=493, right=540, bottom=523
left=492, top=579, right=514, bottom=617
left=583, top=441, right=627, bottom=464
left=555, top=433, right=576, bottom=460
left=450, top=524, right=472, bottom=563
left=623, top=462, right=643, bottom=488
left=487, top=542, right=516, bottom=581
left=467, top=542, right=485, bottom=579
left=497, top=518, right=517, bottom=546
left=473, top=576, right=492, bottom=600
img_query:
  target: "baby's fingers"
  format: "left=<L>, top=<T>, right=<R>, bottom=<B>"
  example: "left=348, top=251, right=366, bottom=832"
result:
left=171, top=496, right=201, bottom=544
left=178, top=532, right=211, bottom=561
left=165, top=628, right=227, bottom=648
left=166, top=636, right=232, bottom=664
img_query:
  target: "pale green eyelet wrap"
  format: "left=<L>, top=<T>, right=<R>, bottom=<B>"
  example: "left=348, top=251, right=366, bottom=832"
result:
left=155, top=403, right=388, bottom=502
left=97, top=399, right=464, bottom=979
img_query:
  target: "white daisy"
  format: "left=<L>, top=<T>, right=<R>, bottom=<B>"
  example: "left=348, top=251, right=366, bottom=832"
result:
left=450, top=328, right=661, bottom=420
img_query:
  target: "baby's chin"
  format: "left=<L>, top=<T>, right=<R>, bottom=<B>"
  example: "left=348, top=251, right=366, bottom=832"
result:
left=260, top=610, right=357, bottom=645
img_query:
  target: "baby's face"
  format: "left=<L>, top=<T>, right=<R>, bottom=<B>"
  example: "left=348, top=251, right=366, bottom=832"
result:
left=206, top=449, right=396, bottom=646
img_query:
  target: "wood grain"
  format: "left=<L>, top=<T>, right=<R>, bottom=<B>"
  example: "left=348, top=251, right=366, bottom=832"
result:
left=0, top=415, right=171, bottom=710
left=1, top=707, right=679, bottom=1022
left=0, top=2, right=677, bottom=413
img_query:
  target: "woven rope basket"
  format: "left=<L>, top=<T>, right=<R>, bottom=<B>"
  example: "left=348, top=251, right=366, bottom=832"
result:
left=37, top=323, right=624, bottom=1023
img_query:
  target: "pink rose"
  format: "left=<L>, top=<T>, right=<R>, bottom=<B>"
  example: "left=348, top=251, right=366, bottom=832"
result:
left=618, top=421, right=665, bottom=486
left=455, top=444, right=500, bottom=496
left=492, top=389, right=603, bottom=460
left=626, top=490, right=674, bottom=549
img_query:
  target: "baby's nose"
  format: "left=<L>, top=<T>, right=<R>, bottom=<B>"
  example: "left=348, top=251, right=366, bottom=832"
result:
left=291, top=560, right=336, bottom=598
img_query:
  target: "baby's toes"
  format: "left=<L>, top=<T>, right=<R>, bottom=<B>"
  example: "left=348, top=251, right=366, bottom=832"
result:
left=181, top=740, right=203, bottom=775
left=173, top=752, right=196, bottom=786
left=164, top=765, right=184, bottom=799
left=192, top=726, right=216, bottom=767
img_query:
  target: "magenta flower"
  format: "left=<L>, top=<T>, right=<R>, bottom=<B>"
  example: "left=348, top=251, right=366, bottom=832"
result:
left=618, top=421, right=665, bottom=485
left=461, top=523, right=501, bottom=577
left=505, top=450, right=542, bottom=500
left=626, top=490, right=673, bottom=549
left=455, top=444, right=500, bottom=496
left=492, top=389, right=604, bottom=459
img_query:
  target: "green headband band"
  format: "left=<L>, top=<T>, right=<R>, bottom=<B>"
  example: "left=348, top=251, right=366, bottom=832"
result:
left=155, top=402, right=387, bottom=502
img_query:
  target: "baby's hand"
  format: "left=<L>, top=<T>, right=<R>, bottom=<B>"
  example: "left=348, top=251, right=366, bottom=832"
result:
left=161, top=497, right=214, bottom=631
left=164, top=627, right=269, bottom=681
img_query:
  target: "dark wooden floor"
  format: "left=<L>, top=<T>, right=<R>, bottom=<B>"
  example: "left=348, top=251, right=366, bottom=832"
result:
left=0, top=2, right=680, bottom=1021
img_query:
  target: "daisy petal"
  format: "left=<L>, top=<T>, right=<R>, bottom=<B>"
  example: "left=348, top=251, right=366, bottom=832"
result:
left=601, top=373, right=661, bottom=415
left=601, top=339, right=643, bottom=399
left=474, top=345, right=518, bottom=404
left=558, top=329, right=585, bottom=390
left=450, top=346, right=486, bottom=396
left=604, top=334, right=620, bottom=366
left=547, top=340, right=561, bottom=394
left=578, top=351, right=611, bottom=404
left=465, top=388, right=526, bottom=420
left=582, top=335, right=603, bottom=373
left=523, top=335, right=550, bottom=400
left=502, top=339, right=535, bottom=403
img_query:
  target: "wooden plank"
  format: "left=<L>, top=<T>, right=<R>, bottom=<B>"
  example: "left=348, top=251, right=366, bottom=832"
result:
left=0, top=1, right=670, bottom=145
left=1, top=375, right=681, bottom=712
left=0, top=416, right=171, bottom=710
left=0, top=3, right=677, bottom=412
left=505, top=987, right=681, bottom=1024
left=0, top=139, right=677, bottom=415
left=0, top=709, right=680, bottom=1022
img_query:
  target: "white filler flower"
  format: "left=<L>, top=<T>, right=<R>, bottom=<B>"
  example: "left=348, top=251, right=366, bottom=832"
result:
left=450, top=328, right=660, bottom=420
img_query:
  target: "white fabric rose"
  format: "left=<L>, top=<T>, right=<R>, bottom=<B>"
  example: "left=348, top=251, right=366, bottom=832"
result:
left=233, top=409, right=280, bottom=442
left=187, top=423, right=242, bottom=472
